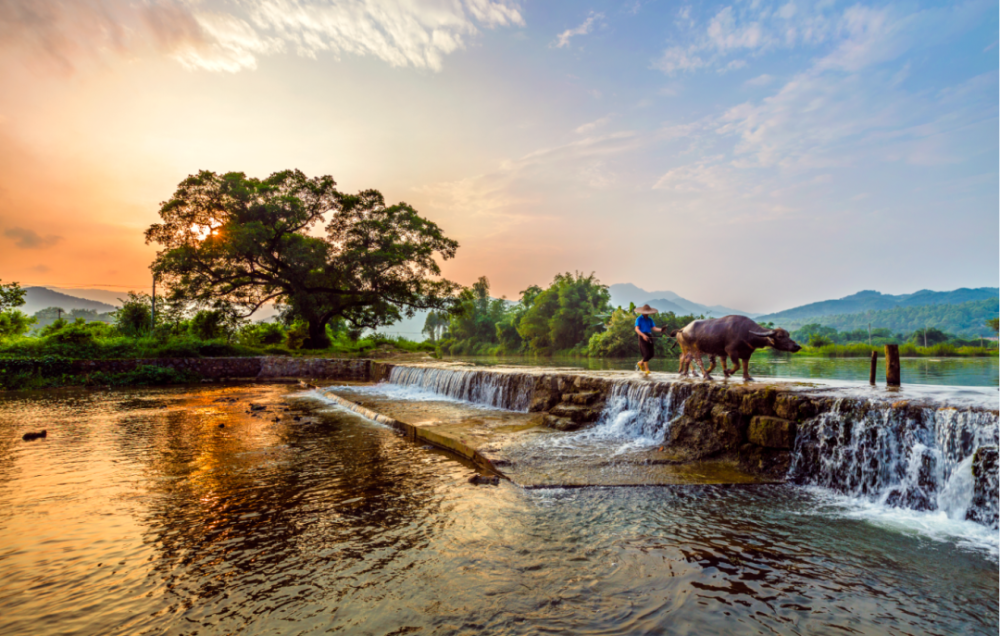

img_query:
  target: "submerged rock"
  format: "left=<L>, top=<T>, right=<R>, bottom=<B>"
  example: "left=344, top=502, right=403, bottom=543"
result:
left=468, top=474, right=500, bottom=486
left=22, top=430, right=47, bottom=441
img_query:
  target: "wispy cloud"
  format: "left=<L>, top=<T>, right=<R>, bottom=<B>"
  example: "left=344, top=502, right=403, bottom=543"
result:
left=0, top=0, right=526, bottom=73
left=574, top=114, right=614, bottom=134
left=4, top=227, right=62, bottom=249
left=553, top=11, right=603, bottom=48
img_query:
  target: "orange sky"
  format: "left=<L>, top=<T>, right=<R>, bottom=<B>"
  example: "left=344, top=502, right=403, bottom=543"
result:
left=1, top=0, right=997, bottom=313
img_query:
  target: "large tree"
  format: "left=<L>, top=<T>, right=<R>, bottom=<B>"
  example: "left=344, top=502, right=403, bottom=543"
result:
left=145, top=170, right=459, bottom=348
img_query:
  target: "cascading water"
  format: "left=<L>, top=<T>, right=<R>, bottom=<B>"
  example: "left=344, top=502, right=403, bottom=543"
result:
left=790, top=399, right=999, bottom=528
left=576, top=381, right=685, bottom=447
left=386, top=366, right=535, bottom=411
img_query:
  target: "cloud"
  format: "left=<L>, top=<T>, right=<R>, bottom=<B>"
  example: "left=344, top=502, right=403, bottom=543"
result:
left=4, top=227, right=62, bottom=249
left=553, top=11, right=603, bottom=48
left=745, top=73, right=774, bottom=86
left=0, top=0, right=526, bottom=73
left=574, top=114, right=614, bottom=134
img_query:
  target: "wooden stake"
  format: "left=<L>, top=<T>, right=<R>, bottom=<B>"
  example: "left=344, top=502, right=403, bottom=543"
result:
left=869, top=351, right=878, bottom=385
left=885, top=344, right=900, bottom=387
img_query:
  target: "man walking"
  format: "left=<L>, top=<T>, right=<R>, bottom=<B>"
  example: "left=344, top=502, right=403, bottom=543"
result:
left=634, top=304, right=666, bottom=375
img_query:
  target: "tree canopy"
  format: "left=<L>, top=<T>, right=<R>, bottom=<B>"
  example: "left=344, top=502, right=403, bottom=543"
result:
left=145, top=169, right=459, bottom=348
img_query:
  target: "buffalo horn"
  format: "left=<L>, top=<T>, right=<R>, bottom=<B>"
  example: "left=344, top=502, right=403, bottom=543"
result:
left=749, top=329, right=776, bottom=337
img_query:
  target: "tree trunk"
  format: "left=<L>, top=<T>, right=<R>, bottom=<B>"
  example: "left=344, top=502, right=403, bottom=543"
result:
left=304, top=318, right=331, bottom=350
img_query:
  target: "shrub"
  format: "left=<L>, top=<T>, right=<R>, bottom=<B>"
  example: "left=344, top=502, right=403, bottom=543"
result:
left=114, top=292, right=153, bottom=336
left=0, top=310, right=33, bottom=339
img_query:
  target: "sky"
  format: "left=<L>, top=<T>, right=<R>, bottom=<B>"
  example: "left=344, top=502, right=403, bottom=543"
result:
left=0, top=0, right=996, bottom=314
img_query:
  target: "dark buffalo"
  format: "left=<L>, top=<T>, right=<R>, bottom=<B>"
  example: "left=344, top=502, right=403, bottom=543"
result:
left=670, top=315, right=801, bottom=381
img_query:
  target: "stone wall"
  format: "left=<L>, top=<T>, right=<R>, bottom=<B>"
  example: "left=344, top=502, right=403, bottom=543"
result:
left=2, top=357, right=372, bottom=382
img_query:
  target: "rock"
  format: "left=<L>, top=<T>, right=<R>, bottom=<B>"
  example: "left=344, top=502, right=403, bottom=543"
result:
left=249, top=404, right=267, bottom=412
left=740, top=387, right=777, bottom=418
left=564, top=391, right=601, bottom=406
left=968, top=446, right=999, bottom=528
left=543, top=414, right=583, bottom=432
left=468, top=474, right=500, bottom=485
left=737, top=443, right=792, bottom=479
left=22, top=430, right=47, bottom=441
left=549, top=404, right=598, bottom=424
left=218, top=423, right=225, bottom=429
left=774, top=394, right=817, bottom=422
left=528, top=391, right=559, bottom=412
left=662, top=415, right=728, bottom=460
left=748, top=416, right=797, bottom=449
left=293, top=416, right=302, bottom=421
left=711, top=405, right=747, bottom=443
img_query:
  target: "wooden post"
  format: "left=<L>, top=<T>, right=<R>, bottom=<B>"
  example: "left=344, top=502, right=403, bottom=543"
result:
left=869, top=351, right=878, bottom=385
left=885, top=344, right=900, bottom=387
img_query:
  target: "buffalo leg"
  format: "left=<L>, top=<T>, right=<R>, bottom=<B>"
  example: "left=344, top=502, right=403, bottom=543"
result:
left=741, top=357, right=754, bottom=382
left=701, top=354, right=716, bottom=380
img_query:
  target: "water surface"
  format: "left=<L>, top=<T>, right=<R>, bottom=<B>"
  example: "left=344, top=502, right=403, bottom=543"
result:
left=0, top=385, right=996, bottom=635
left=452, top=355, right=1000, bottom=387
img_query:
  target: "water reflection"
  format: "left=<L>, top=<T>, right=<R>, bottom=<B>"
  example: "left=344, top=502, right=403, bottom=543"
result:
left=0, top=386, right=995, bottom=636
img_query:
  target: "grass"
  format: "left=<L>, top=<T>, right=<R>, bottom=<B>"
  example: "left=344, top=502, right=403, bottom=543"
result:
left=796, top=343, right=998, bottom=358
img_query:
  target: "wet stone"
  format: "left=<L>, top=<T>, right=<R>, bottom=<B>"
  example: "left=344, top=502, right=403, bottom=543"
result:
left=544, top=415, right=583, bottom=432
left=749, top=416, right=797, bottom=449
left=549, top=404, right=598, bottom=424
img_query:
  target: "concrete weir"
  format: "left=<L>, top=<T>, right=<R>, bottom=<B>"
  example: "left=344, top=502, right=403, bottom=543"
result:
left=321, top=359, right=999, bottom=528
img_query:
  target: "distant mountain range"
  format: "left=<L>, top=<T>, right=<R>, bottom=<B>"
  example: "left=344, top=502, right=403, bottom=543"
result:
left=756, top=287, right=999, bottom=324
left=607, top=284, right=753, bottom=318
left=21, top=287, right=119, bottom=316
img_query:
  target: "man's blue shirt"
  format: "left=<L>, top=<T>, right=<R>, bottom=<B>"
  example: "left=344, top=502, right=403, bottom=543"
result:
left=635, top=314, right=655, bottom=334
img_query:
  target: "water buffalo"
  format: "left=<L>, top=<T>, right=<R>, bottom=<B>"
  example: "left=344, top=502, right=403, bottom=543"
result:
left=670, top=316, right=801, bottom=381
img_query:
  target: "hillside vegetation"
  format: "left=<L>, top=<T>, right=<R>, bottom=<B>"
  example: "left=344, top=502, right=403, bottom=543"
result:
left=774, top=298, right=998, bottom=336
left=758, top=287, right=998, bottom=326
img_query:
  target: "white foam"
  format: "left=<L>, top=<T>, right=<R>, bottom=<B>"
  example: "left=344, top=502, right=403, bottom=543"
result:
left=324, top=382, right=504, bottom=410
left=803, top=486, right=1000, bottom=559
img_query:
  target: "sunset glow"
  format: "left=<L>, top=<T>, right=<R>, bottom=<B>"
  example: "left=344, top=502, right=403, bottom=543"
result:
left=0, top=0, right=996, bottom=312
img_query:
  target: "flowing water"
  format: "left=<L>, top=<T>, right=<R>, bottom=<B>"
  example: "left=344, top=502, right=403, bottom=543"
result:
left=0, top=383, right=997, bottom=635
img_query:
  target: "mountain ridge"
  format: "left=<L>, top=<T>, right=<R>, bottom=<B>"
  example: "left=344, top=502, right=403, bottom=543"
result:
left=757, top=287, right=999, bottom=324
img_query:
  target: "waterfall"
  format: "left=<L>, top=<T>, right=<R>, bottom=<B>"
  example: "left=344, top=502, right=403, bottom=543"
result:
left=581, top=382, right=685, bottom=445
left=386, top=366, right=535, bottom=412
left=790, top=399, right=999, bottom=527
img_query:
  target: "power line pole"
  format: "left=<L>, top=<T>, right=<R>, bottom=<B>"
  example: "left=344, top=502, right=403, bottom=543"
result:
left=868, top=322, right=872, bottom=346
left=151, top=273, right=156, bottom=331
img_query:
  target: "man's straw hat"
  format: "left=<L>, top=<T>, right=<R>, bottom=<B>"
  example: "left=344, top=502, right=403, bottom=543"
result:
left=634, top=304, right=659, bottom=315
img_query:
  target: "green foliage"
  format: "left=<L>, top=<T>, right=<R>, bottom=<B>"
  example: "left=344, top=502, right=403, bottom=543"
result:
left=43, top=319, right=109, bottom=344
left=445, top=277, right=511, bottom=353
left=796, top=342, right=996, bottom=358
left=988, top=318, right=999, bottom=333
left=189, top=308, right=237, bottom=341
left=808, top=335, right=833, bottom=348
left=284, top=323, right=309, bottom=350
left=0, top=357, right=199, bottom=391
left=516, top=272, right=610, bottom=355
left=909, top=327, right=949, bottom=346
left=238, top=322, right=285, bottom=346
left=779, top=298, right=998, bottom=337
left=0, top=310, right=33, bottom=339
left=146, top=169, right=460, bottom=349
left=0, top=280, right=26, bottom=313
left=587, top=308, right=697, bottom=358
left=114, top=292, right=153, bottom=337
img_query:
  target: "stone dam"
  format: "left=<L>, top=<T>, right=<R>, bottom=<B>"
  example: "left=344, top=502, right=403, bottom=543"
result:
left=8, top=355, right=997, bottom=529
left=291, top=358, right=998, bottom=531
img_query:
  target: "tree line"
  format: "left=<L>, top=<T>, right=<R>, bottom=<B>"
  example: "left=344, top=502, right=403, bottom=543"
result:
left=421, top=274, right=699, bottom=358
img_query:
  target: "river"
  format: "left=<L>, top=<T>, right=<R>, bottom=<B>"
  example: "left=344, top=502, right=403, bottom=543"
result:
left=452, top=354, right=1000, bottom=387
left=0, top=383, right=996, bottom=635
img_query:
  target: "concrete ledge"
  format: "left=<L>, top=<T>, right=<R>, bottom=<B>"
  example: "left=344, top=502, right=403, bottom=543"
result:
left=321, top=392, right=506, bottom=479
